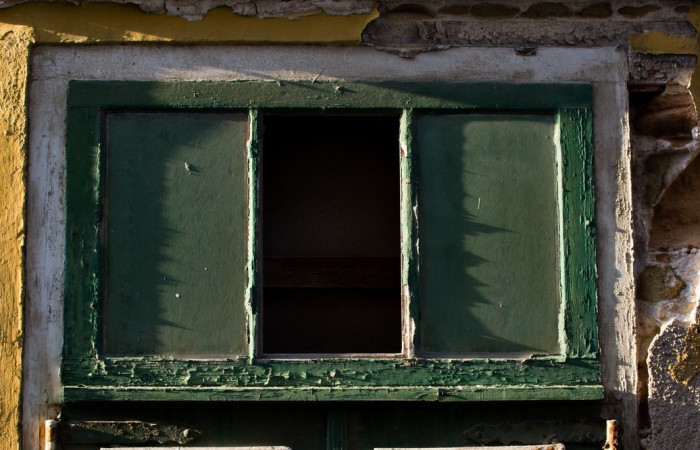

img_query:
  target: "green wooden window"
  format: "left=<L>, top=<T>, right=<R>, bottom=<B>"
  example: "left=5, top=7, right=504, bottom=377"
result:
left=64, top=81, right=600, bottom=402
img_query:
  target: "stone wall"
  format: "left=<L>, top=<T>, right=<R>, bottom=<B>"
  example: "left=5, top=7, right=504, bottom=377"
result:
left=630, top=53, right=700, bottom=449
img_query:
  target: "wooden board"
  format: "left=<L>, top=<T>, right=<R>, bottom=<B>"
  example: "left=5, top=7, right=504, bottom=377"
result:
left=416, top=114, right=561, bottom=355
left=103, top=112, right=249, bottom=357
left=263, top=257, right=399, bottom=288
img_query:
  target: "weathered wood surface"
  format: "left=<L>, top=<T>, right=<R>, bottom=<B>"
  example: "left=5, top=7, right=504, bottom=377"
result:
left=59, top=404, right=604, bottom=448
left=417, top=114, right=560, bottom=354
left=103, top=112, right=249, bottom=357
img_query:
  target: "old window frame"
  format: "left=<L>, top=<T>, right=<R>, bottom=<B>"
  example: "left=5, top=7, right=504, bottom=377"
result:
left=63, top=80, right=600, bottom=402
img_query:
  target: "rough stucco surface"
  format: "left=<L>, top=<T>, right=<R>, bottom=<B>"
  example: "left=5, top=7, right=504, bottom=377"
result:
left=648, top=320, right=700, bottom=450
left=0, top=23, right=30, bottom=450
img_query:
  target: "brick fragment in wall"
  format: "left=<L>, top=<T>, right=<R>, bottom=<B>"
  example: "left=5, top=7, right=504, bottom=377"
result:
left=629, top=53, right=697, bottom=87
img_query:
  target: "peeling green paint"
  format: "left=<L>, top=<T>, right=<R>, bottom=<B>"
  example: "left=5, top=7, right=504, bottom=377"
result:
left=399, top=109, right=419, bottom=354
left=64, top=81, right=599, bottom=402
left=64, top=384, right=603, bottom=402
left=560, top=109, right=598, bottom=359
left=62, top=357, right=601, bottom=401
left=247, top=109, right=260, bottom=361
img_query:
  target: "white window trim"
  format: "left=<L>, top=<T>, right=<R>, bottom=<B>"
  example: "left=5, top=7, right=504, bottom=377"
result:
left=25, top=45, right=633, bottom=449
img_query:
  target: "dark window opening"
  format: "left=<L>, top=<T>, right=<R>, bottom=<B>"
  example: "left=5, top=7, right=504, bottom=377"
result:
left=261, top=114, right=401, bottom=355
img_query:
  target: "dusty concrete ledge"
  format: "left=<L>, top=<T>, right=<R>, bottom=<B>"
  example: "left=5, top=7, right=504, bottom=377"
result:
left=362, top=18, right=695, bottom=53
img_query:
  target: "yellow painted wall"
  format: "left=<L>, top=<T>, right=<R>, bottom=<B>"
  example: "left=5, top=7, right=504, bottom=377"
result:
left=0, top=3, right=376, bottom=449
left=0, top=23, right=31, bottom=450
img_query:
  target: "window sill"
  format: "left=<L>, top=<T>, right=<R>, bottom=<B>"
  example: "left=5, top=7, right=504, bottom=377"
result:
left=63, top=384, right=603, bottom=402
left=62, top=357, right=601, bottom=402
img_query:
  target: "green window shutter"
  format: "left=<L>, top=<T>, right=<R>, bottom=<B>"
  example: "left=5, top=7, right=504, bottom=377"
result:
left=416, top=114, right=561, bottom=355
left=103, top=113, right=249, bottom=357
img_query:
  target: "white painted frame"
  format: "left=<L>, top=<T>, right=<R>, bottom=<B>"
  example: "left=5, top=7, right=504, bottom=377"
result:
left=25, top=45, right=635, bottom=449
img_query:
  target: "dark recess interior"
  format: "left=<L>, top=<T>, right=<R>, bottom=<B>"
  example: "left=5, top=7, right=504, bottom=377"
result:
left=261, top=114, right=401, bottom=354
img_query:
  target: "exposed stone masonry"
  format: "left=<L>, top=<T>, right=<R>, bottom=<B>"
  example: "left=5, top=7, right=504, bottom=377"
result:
left=630, top=51, right=700, bottom=449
